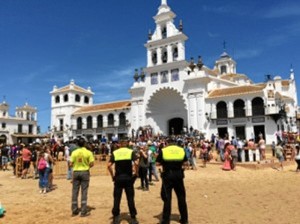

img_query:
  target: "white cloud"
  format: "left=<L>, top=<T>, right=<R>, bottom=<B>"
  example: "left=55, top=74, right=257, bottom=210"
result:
left=20, top=64, right=57, bottom=83
left=264, top=4, right=300, bottom=18
left=208, top=32, right=219, bottom=38
left=202, top=5, right=232, bottom=14
left=263, top=21, right=300, bottom=47
left=234, top=49, right=262, bottom=60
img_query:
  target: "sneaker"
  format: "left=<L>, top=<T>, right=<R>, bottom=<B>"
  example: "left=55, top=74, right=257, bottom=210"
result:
left=113, top=216, right=120, bottom=224
left=143, top=187, right=149, bottom=191
left=179, top=218, right=189, bottom=224
left=131, top=217, right=139, bottom=224
left=71, top=209, right=80, bottom=217
left=160, top=221, right=170, bottom=224
left=80, top=211, right=90, bottom=217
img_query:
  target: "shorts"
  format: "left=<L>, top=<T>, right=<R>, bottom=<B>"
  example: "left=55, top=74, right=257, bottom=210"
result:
left=2, top=156, right=8, bottom=165
left=23, top=161, right=31, bottom=169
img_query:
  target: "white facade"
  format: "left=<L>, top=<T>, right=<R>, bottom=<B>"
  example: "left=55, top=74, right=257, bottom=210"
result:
left=50, top=0, right=299, bottom=144
left=0, top=101, right=39, bottom=144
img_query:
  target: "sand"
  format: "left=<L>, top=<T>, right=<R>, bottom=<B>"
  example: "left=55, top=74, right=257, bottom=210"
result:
left=0, top=159, right=300, bottom=224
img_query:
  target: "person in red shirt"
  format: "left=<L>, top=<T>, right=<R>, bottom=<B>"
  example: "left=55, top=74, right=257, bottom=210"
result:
left=21, top=144, right=32, bottom=179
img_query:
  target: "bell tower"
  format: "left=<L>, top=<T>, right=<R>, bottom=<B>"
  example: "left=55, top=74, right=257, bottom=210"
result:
left=214, top=42, right=237, bottom=74
left=145, top=0, right=188, bottom=68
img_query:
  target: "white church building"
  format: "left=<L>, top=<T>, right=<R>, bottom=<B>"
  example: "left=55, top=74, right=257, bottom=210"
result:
left=50, top=0, right=299, bottom=144
left=0, top=100, right=40, bottom=144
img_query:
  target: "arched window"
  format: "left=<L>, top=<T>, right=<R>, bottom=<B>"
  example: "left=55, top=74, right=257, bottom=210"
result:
left=26, top=112, right=30, bottom=120
left=221, top=65, right=227, bottom=74
left=216, top=101, right=228, bottom=118
left=87, top=116, right=93, bottom=129
left=162, top=26, right=167, bottom=39
left=75, top=94, right=80, bottom=102
left=234, top=99, right=246, bottom=117
left=64, top=94, right=69, bottom=102
left=108, top=114, right=114, bottom=126
left=84, top=96, right=89, bottom=104
left=152, top=51, right=157, bottom=64
left=97, top=115, right=103, bottom=128
left=119, top=112, right=126, bottom=126
left=55, top=96, right=60, bottom=103
left=172, top=46, right=178, bottom=60
left=252, top=97, right=265, bottom=116
left=161, top=48, right=168, bottom=63
left=77, top=117, right=82, bottom=130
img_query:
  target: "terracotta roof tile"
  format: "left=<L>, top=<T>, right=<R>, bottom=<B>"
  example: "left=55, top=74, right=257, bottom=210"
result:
left=281, top=80, right=289, bottom=86
left=207, top=84, right=266, bottom=98
left=73, top=100, right=131, bottom=115
left=202, top=67, right=218, bottom=76
left=220, top=73, right=248, bottom=81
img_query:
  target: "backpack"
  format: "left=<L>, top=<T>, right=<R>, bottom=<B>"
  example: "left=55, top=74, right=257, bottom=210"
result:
left=38, top=158, right=47, bottom=170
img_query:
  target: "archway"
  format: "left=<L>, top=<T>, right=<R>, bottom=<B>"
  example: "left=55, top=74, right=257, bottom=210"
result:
left=146, top=87, right=187, bottom=135
left=168, top=118, right=184, bottom=135
left=0, top=135, right=7, bottom=144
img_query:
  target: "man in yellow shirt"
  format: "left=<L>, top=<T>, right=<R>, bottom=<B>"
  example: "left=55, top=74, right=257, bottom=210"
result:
left=70, top=137, right=94, bottom=217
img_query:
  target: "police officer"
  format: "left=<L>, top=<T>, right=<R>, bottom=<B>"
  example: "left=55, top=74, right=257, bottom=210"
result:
left=70, top=137, right=94, bottom=217
left=107, top=141, right=139, bottom=224
left=156, top=140, right=189, bottom=224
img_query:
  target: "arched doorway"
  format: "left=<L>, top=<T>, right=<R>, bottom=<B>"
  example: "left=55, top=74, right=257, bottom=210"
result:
left=146, top=87, right=187, bottom=135
left=168, top=118, right=184, bottom=135
left=0, top=135, right=7, bottom=144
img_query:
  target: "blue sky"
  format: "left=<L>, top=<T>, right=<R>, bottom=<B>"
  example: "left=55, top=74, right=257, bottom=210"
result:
left=0, top=0, right=300, bottom=133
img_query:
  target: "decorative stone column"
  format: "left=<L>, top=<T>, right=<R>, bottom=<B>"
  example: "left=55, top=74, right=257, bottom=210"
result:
left=188, top=94, right=197, bottom=130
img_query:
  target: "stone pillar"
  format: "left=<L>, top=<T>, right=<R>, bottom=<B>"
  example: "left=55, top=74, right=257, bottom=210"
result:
left=228, top=101, right=234, bottom=118
left=167, top=45, right=172, bottom=63
left=157, top=48, right=162, bottom=65
left=188, top=94, right=197, bottom=130
left=241, top=149, right=245, bottom=162
left=147, top=49, right=153, bottom=67
left=248, top=150, right=253, bottom=162
left=177, top=42, right=185, bottom=60
left=196, top=92, right=204, bottom=130
left=103, top=115, right=108, bottom=128
left=246, top=99, right=252, bottom=116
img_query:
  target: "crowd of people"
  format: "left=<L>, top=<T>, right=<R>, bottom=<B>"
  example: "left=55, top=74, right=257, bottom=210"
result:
left=1, top=132, right=300, bottom=223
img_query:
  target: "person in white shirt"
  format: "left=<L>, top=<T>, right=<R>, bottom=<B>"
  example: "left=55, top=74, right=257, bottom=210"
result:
left=65, top=144, right=72, bottom=180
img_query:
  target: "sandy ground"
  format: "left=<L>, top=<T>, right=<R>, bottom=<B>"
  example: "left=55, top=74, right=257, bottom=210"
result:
left=1, top=157, right=300, bottom=224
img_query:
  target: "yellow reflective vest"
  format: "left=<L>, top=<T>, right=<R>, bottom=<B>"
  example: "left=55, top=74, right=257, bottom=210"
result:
left=162, top=145, right=185, bottom=161
left=113, top=147, right=132, bottom=161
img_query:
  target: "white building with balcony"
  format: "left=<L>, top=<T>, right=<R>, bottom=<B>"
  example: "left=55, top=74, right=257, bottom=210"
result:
left=50, top=0, right=298, bottom=144
left=0, top=101, right=40, bottom=144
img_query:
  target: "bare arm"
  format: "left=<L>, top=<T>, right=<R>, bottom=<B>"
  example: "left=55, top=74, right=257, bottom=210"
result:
left=107, top=161, right=114, bottom=181
left=89, top=161, right=94, bottom=168
left=132, top=159, right=139, bottom=176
